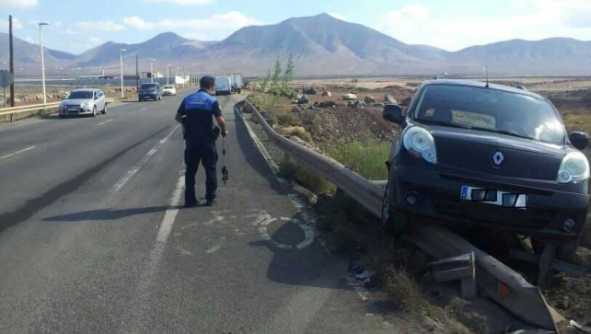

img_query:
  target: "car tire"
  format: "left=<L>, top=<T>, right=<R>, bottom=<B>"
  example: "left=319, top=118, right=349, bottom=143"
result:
left=92, top=106, right=97, bottom=117
left=382, top=178, right=410, bottom=235
left=557, top=240, right=579, bottom=260
left=102, top=104, right=107, bottom=114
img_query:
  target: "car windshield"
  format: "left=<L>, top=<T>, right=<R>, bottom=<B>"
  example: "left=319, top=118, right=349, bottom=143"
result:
left=164, top=85, right=174, bottom=89
left=68, top=91, right=93, bottom=99
left=141, top=84, right=158, bottom=90
left=413, top=84, right=566, bottom=144
left=216, top=80, right=230, bottom=89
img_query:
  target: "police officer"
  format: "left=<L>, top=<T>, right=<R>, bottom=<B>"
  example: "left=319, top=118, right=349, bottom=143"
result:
left=175, top=75, right=227, bottom=207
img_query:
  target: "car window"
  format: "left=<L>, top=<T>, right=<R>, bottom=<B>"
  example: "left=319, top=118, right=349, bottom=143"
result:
left=413, top=84, right=566, bottom=144
left=68, top=91, right=93, bottom=99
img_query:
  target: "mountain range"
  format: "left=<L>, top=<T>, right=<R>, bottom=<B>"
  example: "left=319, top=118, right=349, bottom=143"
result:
left=2, top=13, right=591, bottom=77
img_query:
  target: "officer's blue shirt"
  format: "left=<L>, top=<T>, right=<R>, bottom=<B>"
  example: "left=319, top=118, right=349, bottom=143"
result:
left=177, top=89, right=222, bottom=148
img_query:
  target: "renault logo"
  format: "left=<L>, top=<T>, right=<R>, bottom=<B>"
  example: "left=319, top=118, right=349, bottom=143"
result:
left=492, top=151, right=504, bottom=167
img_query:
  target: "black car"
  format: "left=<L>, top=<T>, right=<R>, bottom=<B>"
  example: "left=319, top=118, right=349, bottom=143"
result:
left=139, top=83, right=162, bottom=102
left=382, top=80, right=590, bottom=258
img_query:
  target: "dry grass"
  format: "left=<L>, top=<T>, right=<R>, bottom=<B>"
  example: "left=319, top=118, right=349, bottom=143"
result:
left=563, top=113, right=591, bottom=134
left=278, top=154, right=335, bottom=194
left=383, top=266, right=428, bottom=313
left=278, top=126, right=313, bottom=143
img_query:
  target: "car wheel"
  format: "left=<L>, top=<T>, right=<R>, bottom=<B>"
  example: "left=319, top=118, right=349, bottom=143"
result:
left=557, top=240, right=579, bottom=260
left=102, top=104, right=107, bottom=114
left=382, top=181, right=410, bottom=235
left=92, top=106, right=97, bottom=117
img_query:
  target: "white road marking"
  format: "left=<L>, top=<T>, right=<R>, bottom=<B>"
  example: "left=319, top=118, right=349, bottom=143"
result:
left=205, top=237, right=226, bottom=254
left=124, top=171, right=184, bottom=330
left=97, top=119, right=113, bottom=126
left=155, top=174, right=184, bottom=245
left=111, top=125, right=179, bottom=192
left=0, top=145, right=36, bottom=161
left=252, top=210, right=315, bottom=250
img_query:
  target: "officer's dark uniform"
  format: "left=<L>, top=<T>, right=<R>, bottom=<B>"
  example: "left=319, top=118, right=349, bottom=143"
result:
left=177, top=89, right=222, bottom=205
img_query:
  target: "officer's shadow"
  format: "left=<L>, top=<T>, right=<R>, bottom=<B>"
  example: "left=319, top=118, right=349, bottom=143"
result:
left=43, top=206, right=179, bottom=223
left=248, top=210, right=349, bottom=290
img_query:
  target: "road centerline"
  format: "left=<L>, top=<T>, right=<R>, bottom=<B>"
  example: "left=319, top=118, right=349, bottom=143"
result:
left=0, top=145, right=36, bottom=161
left=97, top=119, right=113, bottom=126
left=111, top=125, right=179, bottom=193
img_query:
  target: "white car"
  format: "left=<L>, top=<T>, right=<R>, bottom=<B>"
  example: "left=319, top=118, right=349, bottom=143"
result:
left=59, top=89, right=107, bottom=117
left=162, top=85, right=177, bottom=96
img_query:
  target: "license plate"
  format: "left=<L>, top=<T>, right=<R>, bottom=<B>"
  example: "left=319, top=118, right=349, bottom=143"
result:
left=460, top=185, right=527, bottom=208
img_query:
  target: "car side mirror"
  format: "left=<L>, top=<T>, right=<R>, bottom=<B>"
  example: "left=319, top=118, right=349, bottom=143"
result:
left=383, top=104, right=404, bottom=124
left=569, top=131, right=589, bottom=150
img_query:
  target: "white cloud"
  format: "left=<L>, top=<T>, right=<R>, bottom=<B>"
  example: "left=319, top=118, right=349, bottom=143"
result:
left=377, top=1, right=591, bottom=50
left=144, top=0, right=214, bottom=5
left=76, top=21, right=126, bottom=32
left=123, top=16, right=153, bottom=30
left=123, top=11, right=261, bottom=40
left=0, top=0, right=37, bottom=8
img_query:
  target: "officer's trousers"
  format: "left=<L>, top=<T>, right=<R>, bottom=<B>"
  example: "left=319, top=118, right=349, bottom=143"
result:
left=184, top=144, right=218, bottom=204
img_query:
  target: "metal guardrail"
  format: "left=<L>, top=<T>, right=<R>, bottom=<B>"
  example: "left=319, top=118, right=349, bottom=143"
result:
left=239, top=100, right=565, bottom=332
left=0, top=102, right=60, bottom=117
left=0, top=98, right=114, bottom=120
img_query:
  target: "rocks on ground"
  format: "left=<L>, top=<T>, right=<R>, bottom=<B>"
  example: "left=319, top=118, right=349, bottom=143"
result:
left=343, top=93, right=358, bottom=101
left=384, top=94, right=398, bottom=105
left=296, top=94, right=309, bottom=105
left=302, top=86, right=317, bottom=95
left=314, top=100, right=337, bottom=108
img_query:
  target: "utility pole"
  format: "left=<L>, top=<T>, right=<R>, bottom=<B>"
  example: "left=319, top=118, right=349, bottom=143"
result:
left=9, top=15, right=15, bottom=107
left=119, top=48, right=126, bottom=99
left=135, top=55, right=139, bottom=97
left=38, top=22, right=49, bottom=105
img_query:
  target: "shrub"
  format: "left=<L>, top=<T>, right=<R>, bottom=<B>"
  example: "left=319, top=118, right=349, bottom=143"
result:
left=278, top=155, right=335, bottom=194
left=325, top=140, right=390, bottom=180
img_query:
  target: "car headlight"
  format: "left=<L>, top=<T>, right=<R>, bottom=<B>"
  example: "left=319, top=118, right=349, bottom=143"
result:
left=403, top=126, right=437, bottom=164
left=557, top=151, right=590, bottom=183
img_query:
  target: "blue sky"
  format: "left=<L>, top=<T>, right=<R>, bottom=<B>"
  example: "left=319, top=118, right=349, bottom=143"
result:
left=1, top=0, right=591, bottom=54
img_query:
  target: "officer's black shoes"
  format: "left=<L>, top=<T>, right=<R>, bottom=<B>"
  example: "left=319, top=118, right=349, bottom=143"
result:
left=184, top=200, right=198, bottom=208
left=205, top=199, right=216, bottom=207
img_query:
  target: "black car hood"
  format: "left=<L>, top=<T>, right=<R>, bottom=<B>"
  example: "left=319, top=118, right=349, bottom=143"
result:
left=423, top=124, right=567, bottom=181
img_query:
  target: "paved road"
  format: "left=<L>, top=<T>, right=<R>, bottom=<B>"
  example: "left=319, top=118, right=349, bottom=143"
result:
left=0, top=93, right=398, bottom=333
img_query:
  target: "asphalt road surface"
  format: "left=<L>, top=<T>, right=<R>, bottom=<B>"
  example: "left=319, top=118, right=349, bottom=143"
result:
left=0, top=92, right=398, bottom=333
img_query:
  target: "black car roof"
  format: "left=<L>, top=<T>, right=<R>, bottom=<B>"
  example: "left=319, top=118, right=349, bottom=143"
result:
left=420, top=79, right=544, bottom=100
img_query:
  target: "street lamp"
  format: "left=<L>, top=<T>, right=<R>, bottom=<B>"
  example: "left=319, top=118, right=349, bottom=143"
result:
left=166, top=64, right=171, bottom=85
left=120, top=48, right=126, bottom=99
left=38, top=22, right=49, bottom=105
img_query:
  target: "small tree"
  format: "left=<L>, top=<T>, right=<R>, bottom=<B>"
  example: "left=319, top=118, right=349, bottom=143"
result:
left=283, top=54, right=295, bottom=86
left=261, top=70, right=272, bottom=92
left=271, top=58, right=282, bottom=87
